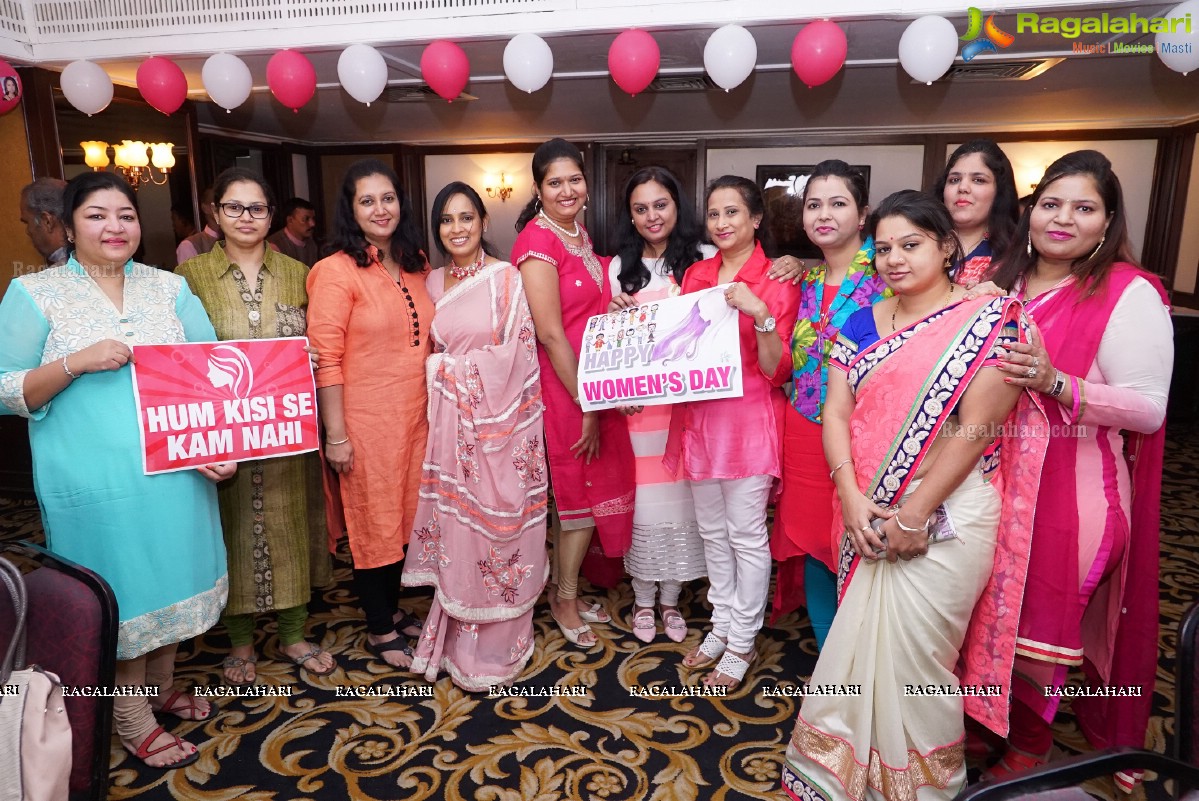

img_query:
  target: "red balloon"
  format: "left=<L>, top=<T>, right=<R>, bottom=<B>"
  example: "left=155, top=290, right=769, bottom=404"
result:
left=136, top=56, right=188, bottom=115
left=791, top=20, right=848, bottom=88
left=608, top=29, right=660, bottom=96
left=0, top=60, right=22, bottom=115
left=267, top=50, right=317, bottom=112
left=421, top=41, right=470, bottom=102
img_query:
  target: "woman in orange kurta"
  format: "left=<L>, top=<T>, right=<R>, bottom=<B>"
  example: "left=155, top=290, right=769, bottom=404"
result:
left=306, top=159, right=433, bottom=669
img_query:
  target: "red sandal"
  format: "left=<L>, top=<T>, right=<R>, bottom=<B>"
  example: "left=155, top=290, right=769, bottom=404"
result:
left=155, top=690, right=217, bottom=722
left=982, top=748, right=1048, bottom=781
left=130, top=725, right=199, bottom=770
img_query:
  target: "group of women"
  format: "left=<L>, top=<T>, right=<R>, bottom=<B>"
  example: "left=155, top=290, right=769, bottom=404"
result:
left=0, top=137, right=1172, bottom=797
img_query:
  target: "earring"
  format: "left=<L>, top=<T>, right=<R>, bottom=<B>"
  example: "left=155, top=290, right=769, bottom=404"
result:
left=535, top=196, right=542, bottom=211
left=1026, top=232, right=1033, bottom=257
left=1087, top=235, right=1105, bottom=261
left=858, top=222, right=864, bottom=231
left=67, top=234, right=74, bottom=244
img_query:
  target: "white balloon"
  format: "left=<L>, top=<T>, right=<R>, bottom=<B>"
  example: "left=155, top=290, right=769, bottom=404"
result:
left=338, top=44, right=388, bottom=106
left=202, top=53, right=253, bottom=112
left=898, top=15, right=959, bottom=85
left=704, top=24, right=757, bottom=91
left=503, top=33, right=553, bottom=93
left=60, top=60, right=113, bottom=116
left=1156, top=0, right=1199, bottom=75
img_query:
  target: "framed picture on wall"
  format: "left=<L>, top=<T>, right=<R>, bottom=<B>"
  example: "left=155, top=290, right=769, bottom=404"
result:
left=755, top=164, right=872, bottom=259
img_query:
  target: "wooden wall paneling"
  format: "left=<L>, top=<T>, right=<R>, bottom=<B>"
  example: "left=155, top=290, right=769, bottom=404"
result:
left=18, top=67, right=63, bottom=179
left=922, top=134, right=951, bottom=193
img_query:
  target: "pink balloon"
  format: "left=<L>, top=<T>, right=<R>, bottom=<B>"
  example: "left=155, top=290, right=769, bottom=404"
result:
left=421, top=40, right=470, bottom=102
left=608, top=29, right=660, bottom=96
left=791, top=21, right=848, bottom=88
left=267, top=50, right=317, bottom=112
left=0, top=60, right=22, bottom=115
left=136, top=56, right=188, bottom=115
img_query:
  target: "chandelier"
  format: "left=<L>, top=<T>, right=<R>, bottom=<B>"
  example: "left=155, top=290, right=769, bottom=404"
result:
left=485, top=173, right=513, bottom=202
left=80, top=140, right=175, bottom=188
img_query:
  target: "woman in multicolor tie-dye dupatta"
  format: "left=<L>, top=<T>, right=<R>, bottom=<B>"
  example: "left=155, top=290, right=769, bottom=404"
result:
left=782, top=191, right=1048, bottom=801
left=402, top=183, right=549, bottom=690
left=768, top=159, right=889, bottom=650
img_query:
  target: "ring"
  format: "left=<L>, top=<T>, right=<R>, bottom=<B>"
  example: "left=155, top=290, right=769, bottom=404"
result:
left=1032, top=357, right=1039, bottom=367
left=1026, top=367, right=1037, bottom=378
left=861, top=526, right=872, bottom=532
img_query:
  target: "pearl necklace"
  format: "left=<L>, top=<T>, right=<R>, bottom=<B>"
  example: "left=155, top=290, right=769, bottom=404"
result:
left=892, top=283, right=955, bottom=332
left=538, top=209, right=580, bottom=238
left=449, top=250, right=486, bottom=281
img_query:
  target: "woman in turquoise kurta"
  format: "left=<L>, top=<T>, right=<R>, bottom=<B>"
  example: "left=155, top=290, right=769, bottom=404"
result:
left=0, top=172, right=231, bottom=770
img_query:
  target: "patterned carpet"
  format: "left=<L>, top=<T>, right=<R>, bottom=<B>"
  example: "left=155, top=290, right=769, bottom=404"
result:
left=0, top=424, right=1195, bottom=801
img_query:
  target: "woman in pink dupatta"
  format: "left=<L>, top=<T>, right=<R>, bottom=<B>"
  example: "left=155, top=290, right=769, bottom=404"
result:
left=783, top=191, right=1048, bottom=801
left=984, top=151, right=1173, bottom=792
left=402, top=183, right=548, bottom=690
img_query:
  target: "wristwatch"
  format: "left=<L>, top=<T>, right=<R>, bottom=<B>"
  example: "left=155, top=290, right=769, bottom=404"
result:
left=753, top=315, right=777, bottom=333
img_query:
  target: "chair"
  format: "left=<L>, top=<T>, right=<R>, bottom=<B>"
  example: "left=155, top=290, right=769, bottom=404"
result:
left=955, top=600, right=1199, bottom=801
left=0, top=542, right=118, bottom=801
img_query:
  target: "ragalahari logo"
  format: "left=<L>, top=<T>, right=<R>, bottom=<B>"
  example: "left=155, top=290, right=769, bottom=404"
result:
left=960, top=7, right=1015, bottom=61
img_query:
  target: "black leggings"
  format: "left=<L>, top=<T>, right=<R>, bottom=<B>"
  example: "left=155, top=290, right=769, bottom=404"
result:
left=352, top=561, right=403, bottom=636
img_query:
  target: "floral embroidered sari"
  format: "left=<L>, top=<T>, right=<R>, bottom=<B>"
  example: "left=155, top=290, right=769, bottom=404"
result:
left=401, top=262, right=549, bottom=691
left=782, top=296, right=1048, bottom=801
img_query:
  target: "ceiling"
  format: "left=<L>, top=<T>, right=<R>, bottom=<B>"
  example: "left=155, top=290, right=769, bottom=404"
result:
left=34, top=1, right=1199, bottom=145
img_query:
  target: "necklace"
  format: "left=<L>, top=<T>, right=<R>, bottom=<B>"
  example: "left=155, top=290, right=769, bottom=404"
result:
left=958, top=230, right=989, bottom=257
left=449, top=249, right=486, bottom=281
left=538, top=209, right=580, bottom=238
left=892, top=283, right=955, bottom=332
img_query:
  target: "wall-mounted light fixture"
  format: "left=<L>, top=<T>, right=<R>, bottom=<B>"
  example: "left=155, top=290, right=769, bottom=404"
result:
left=80, top=140, right=175, bottom=188
left=485, top=173, right=513, bottom=202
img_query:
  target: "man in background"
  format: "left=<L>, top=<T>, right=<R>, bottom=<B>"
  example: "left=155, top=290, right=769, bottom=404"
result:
left=176, top=187, right=220, bottom=264
left=19, top=177, right=69, bottom=268
left=268, top=197, right=320, bottom=267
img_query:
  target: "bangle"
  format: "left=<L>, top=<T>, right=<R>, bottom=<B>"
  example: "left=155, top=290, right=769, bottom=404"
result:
left=894, top=511, right=928, bottom=533
left=327, top=436, right=350, bottom=446
left=829, top=458, right=853, bottom=479
left=62, top=356, right=78, bottom=380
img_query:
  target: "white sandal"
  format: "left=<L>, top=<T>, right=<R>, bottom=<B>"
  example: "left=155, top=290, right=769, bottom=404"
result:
left=706, top=648, right=757, bottom=689
left=552, top=615, right=596, bottom=648
left=683, top=632, right=726, bottom=670
left=632, top=608, right=656, bottom=643
left=578, top=601, right=611, bottom=624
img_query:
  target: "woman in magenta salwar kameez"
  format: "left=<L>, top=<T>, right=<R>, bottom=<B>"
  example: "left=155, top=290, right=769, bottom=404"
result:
left=402, top=182, right=548, bottom=690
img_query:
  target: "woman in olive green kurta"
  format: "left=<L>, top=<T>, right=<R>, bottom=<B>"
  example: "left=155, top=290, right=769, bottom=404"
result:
left=177, top=168, right=335, bottom=683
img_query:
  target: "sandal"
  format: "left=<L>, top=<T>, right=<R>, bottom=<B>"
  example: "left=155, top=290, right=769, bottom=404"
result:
left=1114, top=769, right=1144, bottom=794
left=551, top=614, right=596, bottom=648
left=366, top=636, right=415, bottom=669
left=221, top=654, right=258, bottom=686
left=682, top=632, right=726, bottom=670
left=704, top=648, right=757, bottom=690
left=661, top=607, right=688, bottom=643
left=631, top=607, right=656, bottom=644
left=128, top=725, right=199, bottom=771
left=983, top=748, right=1049, bottom=782
left=286, top=645, right=337, bottom=677
left=578, top=601, right=611, bottom=624
left=155, top=690, right=217, bottom=722
left=393, top=609, right=424, bottom=638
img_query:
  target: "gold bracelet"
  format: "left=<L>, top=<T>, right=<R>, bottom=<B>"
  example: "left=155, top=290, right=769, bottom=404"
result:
left=894, top=511, right=928, bottom=533
left=327, top=436, right=350, bottom=446
left=828, top=458, right=852, bottom=479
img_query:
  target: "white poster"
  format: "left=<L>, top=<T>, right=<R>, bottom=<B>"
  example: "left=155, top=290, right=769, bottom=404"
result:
left=577, top=284, right=744, bottom=412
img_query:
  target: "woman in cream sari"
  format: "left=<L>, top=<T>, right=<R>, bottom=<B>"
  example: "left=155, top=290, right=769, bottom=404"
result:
left=782, top=190, right=1048, bottom=801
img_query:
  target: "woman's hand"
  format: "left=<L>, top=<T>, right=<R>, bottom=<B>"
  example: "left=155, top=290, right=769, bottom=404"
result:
left=724, top=282, right=768, bottom=319
left=767, top=255, right=807, bottom=285
left=197, top=462, right=237, bottom=482
left=570, top=411, right=600, bottom=464
left=71, top=339, right=134, bottom=374
left=609, top=293, right=637, bottom=312
left=876, top=514, right=930, bottom=563
left=840, top=489, right=894, bottom=559
left=325, top=440, right=354, bottom=474
left=961, top=280, right=1005, bottom=301
left=304, top=345, right=320, bottom=369
left=618, top=404, right=645, bottom=416
left=995, top=320, right=1056, bottom=394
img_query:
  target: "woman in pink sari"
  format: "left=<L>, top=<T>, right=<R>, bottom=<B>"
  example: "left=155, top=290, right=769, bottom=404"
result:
left=783, top=190, right=1048, bottom=801
left=983, top=150, right=1173, bottom=792
left=401, top=182, right=548, bottom=690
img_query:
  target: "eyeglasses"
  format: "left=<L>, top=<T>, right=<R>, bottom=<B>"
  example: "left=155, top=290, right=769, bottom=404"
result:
left=219, top=202, right=272, bottom=220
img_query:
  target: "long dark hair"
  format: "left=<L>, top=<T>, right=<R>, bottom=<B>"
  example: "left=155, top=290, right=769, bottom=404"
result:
left=328, top=158, right=425, bottom=273
left=429, top=181, right=500, bottom=260
left=515, top=138, right=585, bottom=231
left=613, top=167, right=706, bottom=293
left=933, top=139, right=1019, bottom=263
left=866, top=190, right=963, bottom=267
left=990, top=150, right=1135, bottom=295
left=703, top=174, right=775, bottom=257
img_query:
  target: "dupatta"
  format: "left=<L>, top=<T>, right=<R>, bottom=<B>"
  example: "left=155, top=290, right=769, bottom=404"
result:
left=829, top=295, right=1049, bottom=735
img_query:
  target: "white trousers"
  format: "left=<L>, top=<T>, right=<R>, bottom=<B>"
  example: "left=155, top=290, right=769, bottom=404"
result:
left=690, top=475, right=774, bottom=653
